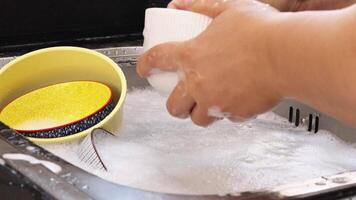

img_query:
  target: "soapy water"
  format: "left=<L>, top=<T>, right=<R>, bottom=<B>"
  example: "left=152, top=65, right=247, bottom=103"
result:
left=41, top=89, right=356, bottom=195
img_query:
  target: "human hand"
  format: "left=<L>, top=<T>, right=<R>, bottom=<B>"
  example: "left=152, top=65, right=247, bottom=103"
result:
left=257, top=0, right=356, bottom=11
left=168, top=0, right=356, bottom=12
left=257, top=0, right=309, bottom=11
left=137, top=0, right=285, bottom=126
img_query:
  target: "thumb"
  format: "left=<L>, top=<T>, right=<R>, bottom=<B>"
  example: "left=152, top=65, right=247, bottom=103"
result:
left=137, top=42, right=185, bottom=77
left=168, top=0, right=232, bottom=18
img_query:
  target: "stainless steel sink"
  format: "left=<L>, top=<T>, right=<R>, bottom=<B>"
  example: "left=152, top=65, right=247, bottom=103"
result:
left=1, top=46, right=356, bottom=200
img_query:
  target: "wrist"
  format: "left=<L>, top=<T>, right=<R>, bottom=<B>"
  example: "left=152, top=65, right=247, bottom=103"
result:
left=264, top=9, right=349, bottom=101
left=260, top=12, right=296, bottom=99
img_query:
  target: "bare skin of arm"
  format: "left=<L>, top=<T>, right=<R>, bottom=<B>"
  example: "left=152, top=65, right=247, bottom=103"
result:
left=168, top=0, right=356, bottom=11
left=137, top=0, right=356, bottom=127
left=260, top=0, right=356, bottom=11
left=269, top=6, right=356, bottom=126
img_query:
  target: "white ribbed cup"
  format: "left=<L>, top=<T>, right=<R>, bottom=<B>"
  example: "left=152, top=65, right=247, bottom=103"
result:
left=143, top=8, right=212, bottom=94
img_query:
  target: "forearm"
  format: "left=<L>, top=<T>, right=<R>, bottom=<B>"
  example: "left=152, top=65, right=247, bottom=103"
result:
left=261, top=0, right=356, bottom=11
left=269, top=5, right=356, bottom=125
left=301, top=0, right=356, bottom=10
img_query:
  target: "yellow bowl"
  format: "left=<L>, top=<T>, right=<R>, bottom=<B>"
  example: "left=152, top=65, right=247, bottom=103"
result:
left=0, top=47, right=127, bottom=144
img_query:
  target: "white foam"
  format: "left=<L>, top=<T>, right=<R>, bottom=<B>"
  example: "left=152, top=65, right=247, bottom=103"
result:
left=208, top=106, right=231, bottom=118
left=26, top=146, right=37, bottom=152
left=41, top=89, right=356, bottom=195
left=2, top=153, right=62, bottom=173
left=0, top=158, right=5, bottom=166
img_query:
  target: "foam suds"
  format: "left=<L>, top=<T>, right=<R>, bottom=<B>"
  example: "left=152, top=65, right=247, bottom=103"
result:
left=41, top=89, right=356, bottom=195
left=2, top=153, right=62, bottom=173
left=0, top=158, right=5, bottom=166
left=26, top=146, right=37, bottom=152
left=208, top=106, right=231, bottom=118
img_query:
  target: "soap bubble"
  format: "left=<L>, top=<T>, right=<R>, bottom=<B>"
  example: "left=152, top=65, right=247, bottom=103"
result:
left=41, top=89, right=356, bottom=195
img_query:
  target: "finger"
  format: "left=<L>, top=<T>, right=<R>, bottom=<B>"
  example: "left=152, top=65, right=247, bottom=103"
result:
left=167, top=2, right=177, bottom=8
left=191, top=0, right=233, bottom=18
left=137, top=42, right=183, bottom=77
left=191, top=103, right=218, bottom=127
left=228, top=116, right=248, bottom=123
left=167, top=0, right=231, bottom=18
left=166, top=81, right=195, bottom=119
left=167, top=0, right=192, bottom=9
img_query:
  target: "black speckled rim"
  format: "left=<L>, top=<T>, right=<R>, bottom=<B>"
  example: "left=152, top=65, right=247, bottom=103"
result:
left=18, top=101, right=116, bottom=139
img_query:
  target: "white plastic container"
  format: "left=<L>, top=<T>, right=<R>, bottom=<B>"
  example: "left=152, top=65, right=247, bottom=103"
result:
left=143, top=8, right=212, bottom=94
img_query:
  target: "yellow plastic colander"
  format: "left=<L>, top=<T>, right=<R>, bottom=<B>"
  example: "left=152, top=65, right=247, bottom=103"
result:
left=0, top=47, right=127, bottom=144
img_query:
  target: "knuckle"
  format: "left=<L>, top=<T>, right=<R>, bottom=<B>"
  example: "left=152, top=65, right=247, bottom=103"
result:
left=168, top=108, right=181, bottom=118
left=191, top=112, right=212, bottom=127
left=178, top=42, right=197, bottom=66
left=166, top=99, right=184, bottom=118
left=191, top=116, right=207, bottom=127
left=146, top=49, right=159, bottom=64
left=185, top=71, right=204, bottom=94
left=166, top=99, right=178, bottom=116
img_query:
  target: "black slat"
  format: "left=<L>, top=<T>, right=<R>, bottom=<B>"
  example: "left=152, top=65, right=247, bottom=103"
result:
left=295, top=109, right=300, bottom=127
left=289, top=107, right=294, bottom=123
left=308, top=114, right=313, bottom=132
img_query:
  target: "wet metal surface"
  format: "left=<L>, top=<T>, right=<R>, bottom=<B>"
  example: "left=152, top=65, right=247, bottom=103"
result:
left=1, top=46, right=356, bottom=199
